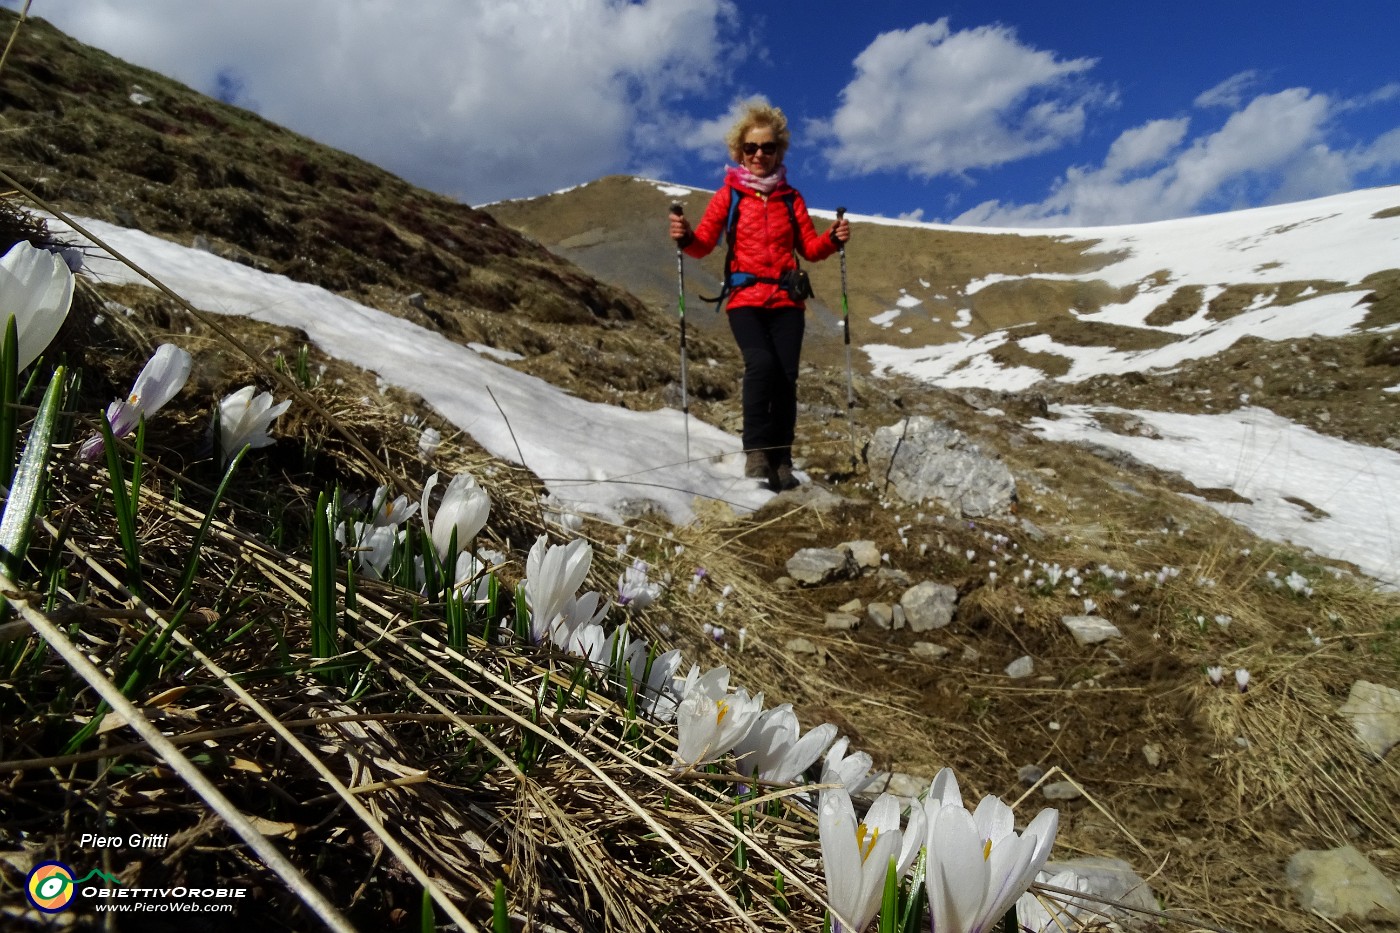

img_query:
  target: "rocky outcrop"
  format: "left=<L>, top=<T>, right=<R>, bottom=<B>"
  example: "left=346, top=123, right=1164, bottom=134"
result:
left=866, top=416, right=1016, bottom=517
left=1286, top=846, right=1400, bottom=920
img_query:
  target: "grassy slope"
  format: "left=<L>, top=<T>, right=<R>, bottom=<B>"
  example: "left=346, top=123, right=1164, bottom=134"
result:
left=1, top=9, right=1398, bottom=933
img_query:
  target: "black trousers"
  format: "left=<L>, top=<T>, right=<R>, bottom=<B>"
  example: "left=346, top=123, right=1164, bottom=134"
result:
left=727, top=305, right=804, bottom=466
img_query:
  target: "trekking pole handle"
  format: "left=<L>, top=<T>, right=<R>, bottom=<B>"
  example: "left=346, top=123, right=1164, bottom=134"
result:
left=836, top=206, right=846, bottom=219
left=671, top=203, right=686, bottom=245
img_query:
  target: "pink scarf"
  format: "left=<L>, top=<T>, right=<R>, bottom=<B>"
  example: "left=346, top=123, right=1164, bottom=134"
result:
left=727, top=163, right=787, bottom=195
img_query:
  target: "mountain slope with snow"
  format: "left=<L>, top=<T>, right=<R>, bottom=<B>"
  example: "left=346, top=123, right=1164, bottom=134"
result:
left=57, top=181, right=1400, bottom=589
left=862, top=186, right=1400, bottom=389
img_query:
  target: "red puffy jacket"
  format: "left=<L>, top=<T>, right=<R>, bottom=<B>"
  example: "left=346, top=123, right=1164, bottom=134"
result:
left=682, top=175, right=839, bottom=310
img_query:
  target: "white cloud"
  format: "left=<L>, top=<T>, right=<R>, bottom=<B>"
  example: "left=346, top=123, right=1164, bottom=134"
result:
left=1101, top=118, right=1189, bottom=176
left=665, top=94, right=772, bottom=162
left=815, top=19, right=1102, bottom=178
left=953, top=86, right=1400, bottom=227
left=1195, top=70, right=1262, bottom=109
left=1171, top=89, right=1331, bottom=203
left=27, top=0, right=739, bottom=204
left=1351, top=126, right=1400, bottom=173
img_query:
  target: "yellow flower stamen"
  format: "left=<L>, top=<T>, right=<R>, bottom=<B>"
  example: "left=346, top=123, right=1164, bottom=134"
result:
left=983, top=838, right=993, bottom=861
left=856, top=823, right=880, bottom=862
left=715, top=699, right=730, bottom=724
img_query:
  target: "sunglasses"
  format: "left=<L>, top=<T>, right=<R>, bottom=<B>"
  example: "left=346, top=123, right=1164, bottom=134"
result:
left=741, top=141, right=778, bottom=156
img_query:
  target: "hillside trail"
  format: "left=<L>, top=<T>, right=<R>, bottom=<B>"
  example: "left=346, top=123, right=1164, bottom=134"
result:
left=539, top=276, right=1400, bottom=932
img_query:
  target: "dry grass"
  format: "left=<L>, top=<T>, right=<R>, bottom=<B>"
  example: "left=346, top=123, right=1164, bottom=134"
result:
left=5, top=185, right=1400, bottom=932
left=0, top=301, right=837, bottom=929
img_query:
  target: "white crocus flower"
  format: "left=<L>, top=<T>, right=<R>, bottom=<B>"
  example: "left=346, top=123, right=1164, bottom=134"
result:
left=821, top=736, right=877, bottom=796
left=547, top=590, right=610, bottom=651
left=610, top=630, right=663, bottom=686
left=1235, top=668, right=1251, bottom=692
left=420, top=471, right=490, bottom=561
left=523, top=534, right=592, bottom=641
left=925, top=765, right=963, bottom=811
left=417, top=426, right=441, bottom=460
left=642, top=646, right=682, bottom=692
left=218, top=385, right=291, bottom=465
left=673, top=665, right=762, bottom=767
left=1016, top=868, right=1092, bottom=933
left=617, top=558, right=663, bottom=612
left=923, top=768, right=1060, bottom=933
left=336, top=520, right=396, bottom=580
left=452, top=549, right=499, bottom=600
left=1207, top=665, right=1224, bottom=686
left=871, top=791, right=926, bottom=881
left=845, top=791, right=925, bottom=891
left=1, top=240, right=75, bottom=371
left=369, top=485, right=418, bottom=527
left=819, top=788, right=905, bottom=933
left=632, top=646, right=683, bottom=722
left=556, top=618, right=614, bottom=665
left=559, top=618, right=649, bottom=673
left=520, top=534, right=610, bottom=649
left=79, top=343, right=193, bottom=459
left=730, top=705, right=838, bottom=784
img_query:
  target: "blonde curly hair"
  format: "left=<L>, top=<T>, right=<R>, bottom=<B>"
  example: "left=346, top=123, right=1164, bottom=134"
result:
left=725, top=101, right=790, bottom=164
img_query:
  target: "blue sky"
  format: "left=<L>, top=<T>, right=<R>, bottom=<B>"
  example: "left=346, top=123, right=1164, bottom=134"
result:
left=11, top=0, right=1400, bottom=226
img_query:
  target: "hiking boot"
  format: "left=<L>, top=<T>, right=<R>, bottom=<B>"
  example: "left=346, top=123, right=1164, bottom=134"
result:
left=773, top=463, right=799, bottom=491
left=744, top=450, right=768, bottom=478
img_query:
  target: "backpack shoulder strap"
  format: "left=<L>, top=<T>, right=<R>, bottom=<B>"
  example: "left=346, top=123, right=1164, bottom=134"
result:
left=701, top=187, right=744, bottom=305
left=722, top=186, right=743, bottom=247
left=781, top=192, right=803, bottom=263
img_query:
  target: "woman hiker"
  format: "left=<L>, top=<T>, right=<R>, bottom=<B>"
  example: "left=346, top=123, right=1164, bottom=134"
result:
left=669, top=101, right=850, bottom=492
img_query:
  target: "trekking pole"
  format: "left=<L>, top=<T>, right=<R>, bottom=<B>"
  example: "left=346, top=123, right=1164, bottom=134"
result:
left=670, top=203, right=691, bottom=464
left=836, top=207, right=857, bottom=466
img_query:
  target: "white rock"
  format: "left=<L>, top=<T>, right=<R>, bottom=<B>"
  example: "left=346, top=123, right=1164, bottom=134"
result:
left=840, top=539, right=882, bottom=570
left=1005, top=655, right=1035, bottom=679
left=1045, top=856, right=1157, bottom=917
left=1042, top=781, right=1082, bottom=801
left=1061, top=614, right=1122, bottom=646
left=824, top=612, right=860, bottom=631
left=784, top=637, right=818, bottom=655
left=1338, top=680, right=1400, bottom=759
left=787, top=547, right=858, bottom=585
left=866, top=416, right=1017, bottom=517
left=911, top=641, right=949, bottom=661
left=855, top=770, right=927, bottom=809
left=1286, top=846, right=1400, bottom=919
left=867, top=602, right=894, bottom=629
left=900, top=581, right=958, bottom=632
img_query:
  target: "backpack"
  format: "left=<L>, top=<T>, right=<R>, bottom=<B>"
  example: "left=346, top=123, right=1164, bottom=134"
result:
left=700, top=187, right=814, bottom=309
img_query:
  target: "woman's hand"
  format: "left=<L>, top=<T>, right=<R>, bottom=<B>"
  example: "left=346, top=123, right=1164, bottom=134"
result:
left=830, top=216, right=850, bottom=244
left=669, top=211, right=692, bottom=243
